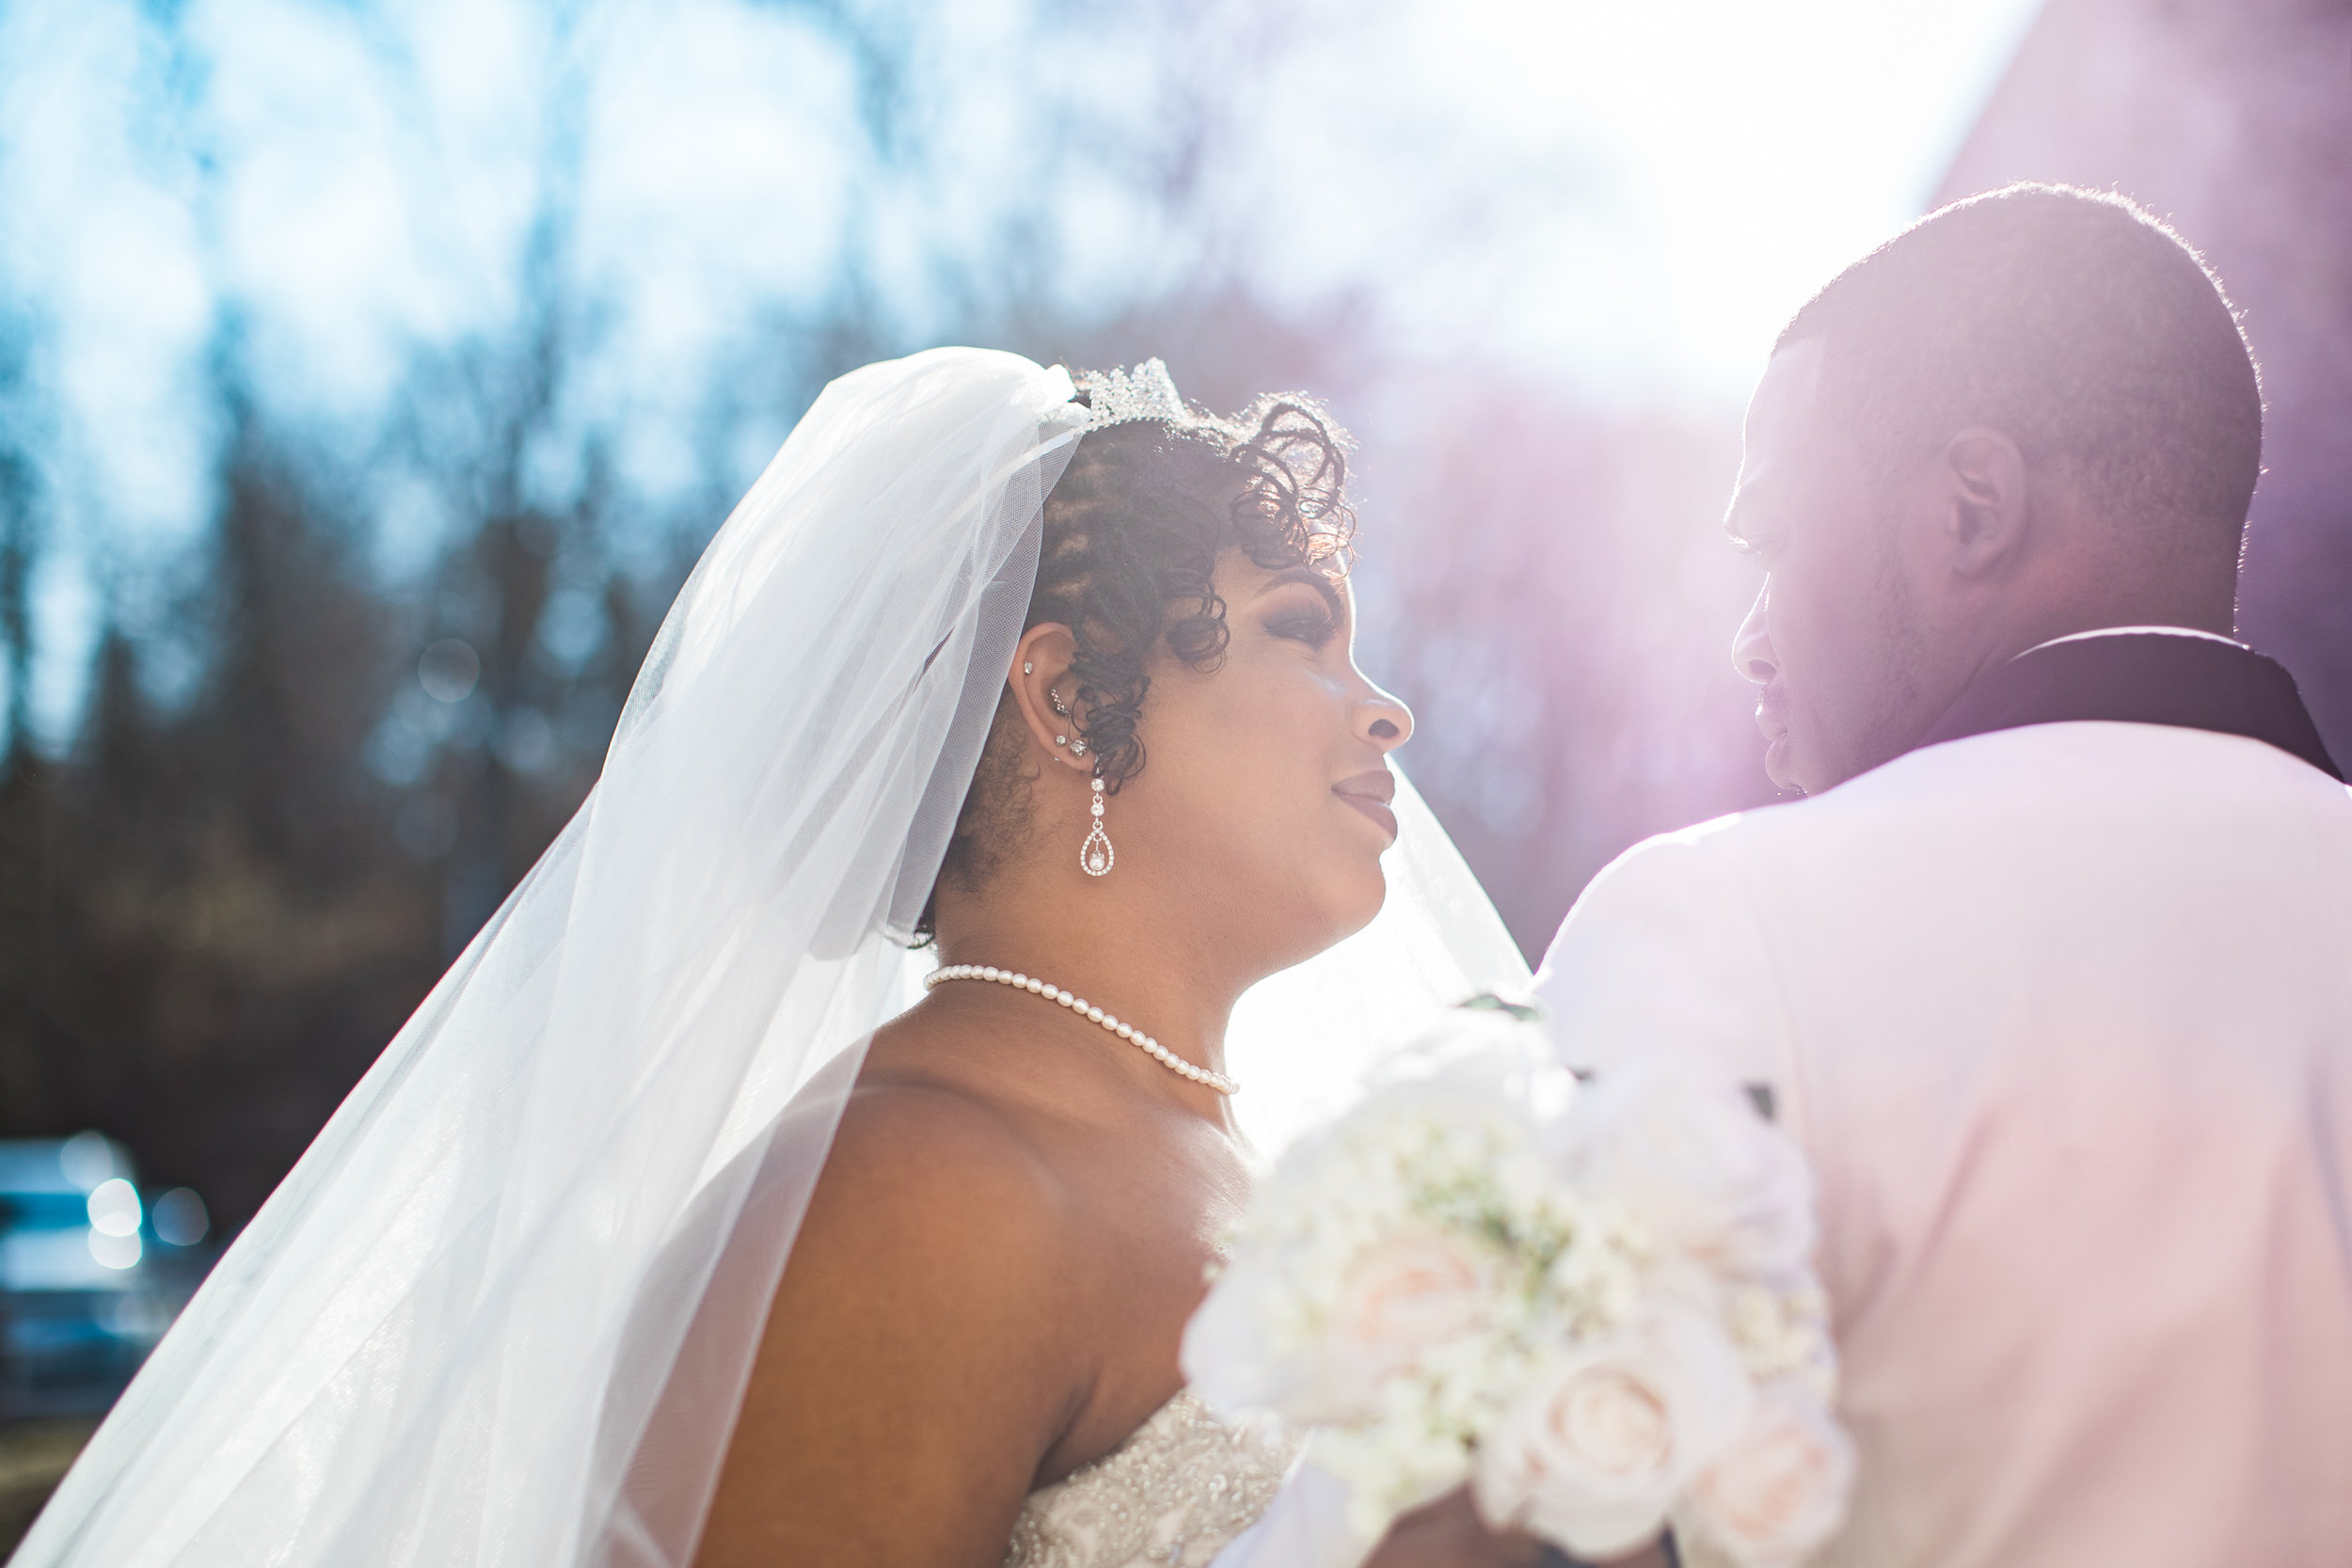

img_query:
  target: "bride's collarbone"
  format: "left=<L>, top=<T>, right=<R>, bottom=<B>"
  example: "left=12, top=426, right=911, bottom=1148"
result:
left=842, top=1039, right=1239, bottom=1481
left=842, top=1058, right=1237, bottom=1282
left=862, top=1014, right=1243, bottom=1175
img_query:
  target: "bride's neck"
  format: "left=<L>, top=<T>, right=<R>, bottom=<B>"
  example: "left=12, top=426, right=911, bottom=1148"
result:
left=930, top=882, right=1254, bottom=1077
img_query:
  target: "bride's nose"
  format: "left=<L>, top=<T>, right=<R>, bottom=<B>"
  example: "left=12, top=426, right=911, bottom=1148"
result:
left=1354, top=682, right=1413, bottom=752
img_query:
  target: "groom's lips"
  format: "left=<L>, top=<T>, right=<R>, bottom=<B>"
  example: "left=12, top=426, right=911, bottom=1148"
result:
left=1756, top=692, right=1793, bottom=782
left=1333, top=770, right=1399, bottom=841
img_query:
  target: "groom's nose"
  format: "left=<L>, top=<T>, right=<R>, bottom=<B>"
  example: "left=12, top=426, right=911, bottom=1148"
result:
left=1734, top=585, right=1779, bottom=686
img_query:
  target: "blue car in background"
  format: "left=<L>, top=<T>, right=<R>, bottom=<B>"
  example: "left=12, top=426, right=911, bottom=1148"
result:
left=0, top=1133, right=213, bottom=1418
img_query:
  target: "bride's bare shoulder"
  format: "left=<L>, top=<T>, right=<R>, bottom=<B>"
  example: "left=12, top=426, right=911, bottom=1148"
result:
left=825, top=1071, right=1068, bottom=1210
left=794, top=1044, right=1084, bottom=1292
left=707, top=1043, right=1101, bottom=1563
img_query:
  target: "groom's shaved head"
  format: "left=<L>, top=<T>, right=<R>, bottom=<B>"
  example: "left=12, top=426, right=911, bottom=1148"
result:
left=1776, top=183, right=2262, bottom=546
left=1729, top=185, right=2266, bottom=796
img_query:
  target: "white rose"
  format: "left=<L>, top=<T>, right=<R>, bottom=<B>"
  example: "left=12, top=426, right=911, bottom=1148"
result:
left=1185, top=1224, right=1500, bottom=1427
left=1474, top=1303, right=1753, bottom=1560
left=1682, top=1387, right=1855, bottom=1567
left=1563, top=1052, right=1815, bottom=1280
left=1325, top=1226, right=1497, bottom=1390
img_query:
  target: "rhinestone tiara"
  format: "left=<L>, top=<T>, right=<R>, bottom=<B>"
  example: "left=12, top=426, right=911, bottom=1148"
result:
left=1070, top=357, right=1187, bottom=433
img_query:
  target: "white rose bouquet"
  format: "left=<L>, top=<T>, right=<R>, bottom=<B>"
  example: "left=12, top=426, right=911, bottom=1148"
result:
left=1181, top=1002, right=1852, bottom=1567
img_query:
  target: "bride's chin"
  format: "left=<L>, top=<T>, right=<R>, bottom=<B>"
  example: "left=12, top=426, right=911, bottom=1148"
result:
left=1314, top=862, right=1390, bottom=947
left=1227, top=853, right=1388, bottom=974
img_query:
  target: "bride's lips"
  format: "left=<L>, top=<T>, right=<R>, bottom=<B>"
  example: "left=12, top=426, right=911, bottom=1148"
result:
left=1333, top=769, right=1398, bottom=840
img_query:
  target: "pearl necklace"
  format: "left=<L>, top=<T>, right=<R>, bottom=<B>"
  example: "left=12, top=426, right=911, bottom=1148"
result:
left=923, top=963, right=1240, bottom=1095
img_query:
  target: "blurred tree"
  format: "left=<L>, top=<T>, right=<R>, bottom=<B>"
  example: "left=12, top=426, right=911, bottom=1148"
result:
left=0, top=310, right=50, bottom=1129
left=16, top=356, right=441, bottom=1222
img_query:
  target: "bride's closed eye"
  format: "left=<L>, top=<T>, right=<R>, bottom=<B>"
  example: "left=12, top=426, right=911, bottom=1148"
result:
left=1256, top=568, right=1346, bottom=650
left=1264, top=601, right=1341, bottom=649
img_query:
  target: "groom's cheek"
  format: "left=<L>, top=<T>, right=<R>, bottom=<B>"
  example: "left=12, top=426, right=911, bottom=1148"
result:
left=1779, top=526, right=1899, bottom=791
left=1760, top=577, right=1835, bottom=791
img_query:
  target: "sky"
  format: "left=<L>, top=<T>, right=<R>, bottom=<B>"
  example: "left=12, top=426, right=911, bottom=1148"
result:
left=1276, top=0, right=2046, bottom=397
left=0, top=0, right=2043, bottom=745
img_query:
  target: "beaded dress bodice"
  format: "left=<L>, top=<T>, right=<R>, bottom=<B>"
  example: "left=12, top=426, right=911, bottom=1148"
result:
left=1002, top=1390, right=1300, bottom=1568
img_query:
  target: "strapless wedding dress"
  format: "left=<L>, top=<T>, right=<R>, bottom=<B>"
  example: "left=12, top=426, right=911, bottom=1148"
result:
left=1003, top=1389, right=1300, bottom=1568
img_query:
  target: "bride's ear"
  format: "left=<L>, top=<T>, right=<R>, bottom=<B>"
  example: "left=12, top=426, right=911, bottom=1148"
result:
left=1008, top=624, right=1093, bottom=777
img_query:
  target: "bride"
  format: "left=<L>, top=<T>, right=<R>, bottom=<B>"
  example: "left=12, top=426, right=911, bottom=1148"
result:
left=13, top=350, right=1532, bottom=1568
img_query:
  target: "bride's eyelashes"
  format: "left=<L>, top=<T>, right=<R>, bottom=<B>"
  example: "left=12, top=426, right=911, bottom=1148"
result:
left=1263, top=603, right=1341, bottom=649
left=1255, top=576, right=1346, bottom=650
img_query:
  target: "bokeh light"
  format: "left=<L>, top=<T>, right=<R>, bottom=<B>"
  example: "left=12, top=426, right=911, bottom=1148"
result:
left=56, top=1131, right=116, bottom=1193
left=87, top=1228, right=142, bottom=1271
left=152, top=1187, right=212, bottom=1247
left=85, top=1177, right=142, bottom=1238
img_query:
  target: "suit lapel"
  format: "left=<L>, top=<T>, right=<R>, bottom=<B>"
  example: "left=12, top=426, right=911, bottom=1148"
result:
left=1911, top=630, right=2343, bottom=781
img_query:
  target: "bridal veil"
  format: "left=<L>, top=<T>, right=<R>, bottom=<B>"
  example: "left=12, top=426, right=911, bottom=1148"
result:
left=12, top=347, right=1525, bottom=1568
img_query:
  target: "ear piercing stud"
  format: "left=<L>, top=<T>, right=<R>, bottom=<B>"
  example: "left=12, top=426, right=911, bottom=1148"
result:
left=1044, top=683, right=1086, bottom=757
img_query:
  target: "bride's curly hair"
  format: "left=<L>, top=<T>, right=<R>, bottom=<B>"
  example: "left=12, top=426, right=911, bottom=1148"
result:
left=919, top=385, right=1357, bottom=932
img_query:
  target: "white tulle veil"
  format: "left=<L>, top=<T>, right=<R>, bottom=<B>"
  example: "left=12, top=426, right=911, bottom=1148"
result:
left=11, top=347, right=1526, bottom=1568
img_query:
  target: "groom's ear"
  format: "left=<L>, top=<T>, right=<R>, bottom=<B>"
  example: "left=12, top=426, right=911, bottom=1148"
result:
left=1935, top=426, right=2031, bottom=580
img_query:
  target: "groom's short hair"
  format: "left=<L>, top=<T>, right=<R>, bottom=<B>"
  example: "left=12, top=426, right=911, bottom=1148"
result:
left=1776, top=183, right=2262, bottom=543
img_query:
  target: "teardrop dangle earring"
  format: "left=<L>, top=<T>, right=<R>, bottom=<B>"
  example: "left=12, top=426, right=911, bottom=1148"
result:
left=1081, top=772, right=1115, bottom=877
left=1048, top=682, right=1111, bottom=875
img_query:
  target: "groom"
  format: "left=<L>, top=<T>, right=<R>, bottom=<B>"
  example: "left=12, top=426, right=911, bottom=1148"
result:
left=1536, top=183, right=2352, bottom=1564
